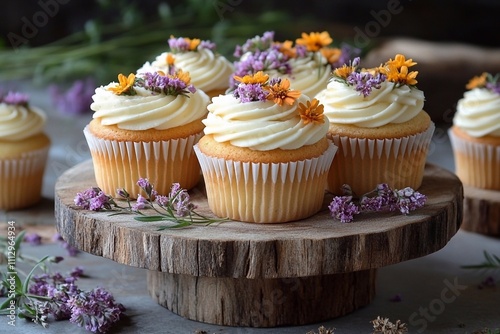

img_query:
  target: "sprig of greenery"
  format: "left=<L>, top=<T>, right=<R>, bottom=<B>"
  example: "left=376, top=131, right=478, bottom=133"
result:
left=461, top=251, right=500, bottom=271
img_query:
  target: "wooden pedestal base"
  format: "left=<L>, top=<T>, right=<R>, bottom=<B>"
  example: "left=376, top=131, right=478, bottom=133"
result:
left=147, top=270, right=376, bottom=327
left=55, top=160, right=462, bottom=328
left=462, top=185, right=500, bottom=237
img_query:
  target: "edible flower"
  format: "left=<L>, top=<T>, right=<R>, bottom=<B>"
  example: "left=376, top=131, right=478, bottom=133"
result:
left=1, top=90, right=29, bottom=106
left=232, top=72, right=301, bottom=105
left=379, top=54, right=418, bottom=86
left=298, top=98, right=325, bottom=125
left=296, top=31, right=333, bottom=52
left=465, top=72, right=500, bottom=94
left=107, top=73, right=136, bottom=96
left=137, top=70, right=196, bottom=97
left=264, top=78, right=301, bottom=106
left=168, top=35, right=216, bottom=53
left=331, top=54, right=419, bottom=97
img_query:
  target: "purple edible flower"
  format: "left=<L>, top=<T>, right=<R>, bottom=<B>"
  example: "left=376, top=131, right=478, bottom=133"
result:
left=168, top=183, right=196, bottom=217
left=168, top=36, right=191, bottom=52
left=24, top=232, right=42, bottom=246
left=199, top=40, right=216, bottom=51
left=137, top=71, right=195, bottom=97
left=346, top=71, right=386, bottom=97
left=486, top=81, right=500, bottom=95
left=234, top=31, right=276, bottom=57
left=49, top=78, right=94, bottom=115
left=394, top=187, right=427, bottom=215
left=2, top=91, right=29, bottom=105
left=360, top=183, right=397, bottom=212
left=328, top=195, right=360, bottom=223
left=233, top=83, right=268, bottom=103
left=331, top=43, right=362, bottom=69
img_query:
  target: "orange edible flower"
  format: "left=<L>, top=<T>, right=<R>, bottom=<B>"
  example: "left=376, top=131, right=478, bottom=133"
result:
left=277, top=40, right=296, bottom=58
left=298, top=98, right=325, bottom=125
left=296, top=31, right=333, bottom=52
left=466, top=72, right=488, bottom=90
left=263, top=78, right=301, bottom=106
left=320, top=47, right=342, bottom=64
left=185, top=37, right=201, bottom=51
left=385, top=54, right=417, bottom=68
left=382, top=64, right=418, bottom=86
left=173, top=69, right=191, bottom=85
left=333, top=63, right=355, bottom=79
left=107, top=73, right=136, bottom=95
left=233, top=71, right=269, bottom=85
left=166, top=53, right=175, bottom=66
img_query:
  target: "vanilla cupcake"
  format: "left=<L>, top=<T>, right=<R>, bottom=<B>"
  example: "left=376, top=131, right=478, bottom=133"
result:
left=449, top=72, right=500, bottom=190
left=194, top=72, right=337, bottom=223
left=84, top=71, right=209, bottom=197
left=231, top=31, right=358, bottom=99
left=0, top=92, right=51, bottom=210
left=137, top=36, right=233, bottom=99
left=315, top=55, right=435, bottom=196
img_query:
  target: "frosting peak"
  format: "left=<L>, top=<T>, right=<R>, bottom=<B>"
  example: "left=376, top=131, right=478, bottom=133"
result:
left=454, top=88, right=500, bottom=137
left=0, top=99, right=47, bottom=141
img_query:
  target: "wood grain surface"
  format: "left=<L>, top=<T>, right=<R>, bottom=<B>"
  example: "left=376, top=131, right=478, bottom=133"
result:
left=462, top=185, right=500, bottom=237
left=55, top=160, right=463, bottom=279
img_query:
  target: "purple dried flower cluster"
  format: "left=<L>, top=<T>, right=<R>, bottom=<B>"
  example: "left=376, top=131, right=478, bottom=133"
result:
left=74, top=187, right=114, bottom=211
left=330, top=43, right=362, bottom=69
left=29, top=267, right=125, bottom=333
left=486, top=81, right=500, bottom=95
left=1, top=91, right=29, bottom=105
left=328, top=196, right=360, bottom=223
left=231, top=48, right=291, bottom=89
left=346, top=71, right=386, bottom=98
left=329, top=183, right=427, bottom=223
left=233, top=83, right=268, bottom=103
left=137, top=71, right=196, bottom=97
left=53, top=233, right=80, bottom=257
left=49, top=78, right=94, bottom=115
left=233, top=31, right=276, bottom=57
left=74, top=177, right=221, bottom=229
left=168, top=36, right=216, bottom=52
left=24, top=232, right=42, bottom=246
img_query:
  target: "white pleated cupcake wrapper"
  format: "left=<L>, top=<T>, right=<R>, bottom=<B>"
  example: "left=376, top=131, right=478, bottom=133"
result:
left=448, top=128, right=500, bottom=163
left=193, top=142, right=338, bottom=185
left=0, top=146, right=50, bottom=178
left=83, top=126, right=202, bottom=162
left=331, top=122, right=435, bottom=159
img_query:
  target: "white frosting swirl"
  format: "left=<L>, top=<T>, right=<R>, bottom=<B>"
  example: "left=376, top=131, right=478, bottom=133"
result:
left=454, top=88, right=500, bottom=137
left=137, top=49, right=233, bottom=92
left=203, top=94, right=330, bottom=151
left=90, top=85, right=209, bottom=130
left=315, top=80, right=425, bottom=127
left=0, top=103, right=46, bottom=141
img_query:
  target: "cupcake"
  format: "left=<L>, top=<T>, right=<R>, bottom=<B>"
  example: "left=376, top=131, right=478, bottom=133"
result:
left=315, top=54, right=435, bottom=196
left=137, top=36, right=233, bottom=99
left=0, top=91, right=51, bottom=210
left=84, top=71, right=210, bottom=197
left=231, top=31, right=359, bottom=99
left=194, top=72, right=337, bottom=223
left=449, top=72, right=500, bottom=190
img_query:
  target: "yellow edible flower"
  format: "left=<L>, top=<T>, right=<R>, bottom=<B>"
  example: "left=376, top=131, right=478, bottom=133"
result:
left=107, top=73, right=136, bottom=95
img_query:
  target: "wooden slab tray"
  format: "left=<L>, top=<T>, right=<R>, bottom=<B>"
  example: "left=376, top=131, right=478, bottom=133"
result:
left=462, top=185, right=500, bottom=237
left=55, top=160, right=463, bottom=327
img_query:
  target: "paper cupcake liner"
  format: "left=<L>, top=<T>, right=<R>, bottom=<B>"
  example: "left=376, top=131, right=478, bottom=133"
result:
left=194, top=142, right=337, bottom=223
left=448, top=128, right=500, bottom=190
left=328, top=123, right=435, bottom=196
left=0, top=146, right=50, bottom=210
left=84, top=126, right=202, bottom=197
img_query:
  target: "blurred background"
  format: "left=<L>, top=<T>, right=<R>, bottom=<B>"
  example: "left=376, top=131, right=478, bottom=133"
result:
left=1, top=0, right=500, bottom=123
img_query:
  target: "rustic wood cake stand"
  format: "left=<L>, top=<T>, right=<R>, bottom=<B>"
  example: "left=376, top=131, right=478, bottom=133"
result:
left=461, top=185, right=500, bottom=238
left=54, top=160, right=463, bottom=328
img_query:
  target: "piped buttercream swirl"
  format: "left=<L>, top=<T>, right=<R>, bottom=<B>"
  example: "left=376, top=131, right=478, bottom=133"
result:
left=137, top=49, right=233, bottom=93
left=315, top=80, right=425, bottom=128
left=0, top=103, right=47, bottom=141
left=454, top=88, right=500, bottom=137
left=203, top=94, right=329, bottom=151
left=90, top=85, right=209, bottom=130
